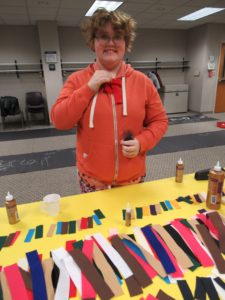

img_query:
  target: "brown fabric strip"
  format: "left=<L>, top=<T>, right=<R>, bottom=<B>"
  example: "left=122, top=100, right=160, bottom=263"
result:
left=155, top=203, right=162, bottom=214
left=61, top=222, right=69, bottom=234
left=46, top=224, right=56, bottom=237
left=0, top=270, right=12, bottom=300
left=125, top=276, right=143, bottom=297
left=152, top=224, right=193, bottom=270
left=87, top=217, right=93, bottom=228
left=92, top=243, right=123, bottom=297
left=196, top=224, right=225, bottom=273
left=70, top=248, right=114, bottom=300
left=207, top=211, right=225, bottom=253
left=110, top=235, right=151, bottom=288
left=157, top=289, right=176, bottom=300
left=120, top=234, right=167, bottom=278
left=3, top=233, right=16, bottom=247
left=42, top=258, right=54, bottom=300
left=19, top=267, right=32, bottom=291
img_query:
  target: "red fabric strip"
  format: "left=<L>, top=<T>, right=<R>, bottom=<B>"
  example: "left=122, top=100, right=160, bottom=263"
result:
left=65, top=240, right=77, bottom=298
left=80, top=218, right=88, bottom=230
left=10, top=231, right=21, bottom=245
left=171, top=220, right=213, bottom=267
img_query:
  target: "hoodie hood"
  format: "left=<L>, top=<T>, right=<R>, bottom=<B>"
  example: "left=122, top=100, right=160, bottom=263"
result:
left=88, top=61, right=134, bottom=128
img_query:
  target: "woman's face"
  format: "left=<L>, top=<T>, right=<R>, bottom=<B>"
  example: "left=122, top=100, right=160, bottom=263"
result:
left=94, top=22, right=126, bottom=70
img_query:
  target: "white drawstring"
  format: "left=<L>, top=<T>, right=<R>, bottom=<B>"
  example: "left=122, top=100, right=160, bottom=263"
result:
left=122, top=77, right=127, bottom=116
left=89, top=76, right=127, bottom=128
left=89, top=94, right=98, bottom=128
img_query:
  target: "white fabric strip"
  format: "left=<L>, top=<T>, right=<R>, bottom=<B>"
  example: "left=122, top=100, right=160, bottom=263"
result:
left=63, top=252, right=82, bottom=296
left=93, top=233, right=133, bottom=279
left=51, top=247, right=70, bottom=300
left=122, top=77, right=127, bottom=116
left=17, top=257, right=29, bottom=271
left=133, top=226, right=154, bottom=256
left=89, top=94, right=98, bottom=128
left=212, top=277, right=225, bottom=299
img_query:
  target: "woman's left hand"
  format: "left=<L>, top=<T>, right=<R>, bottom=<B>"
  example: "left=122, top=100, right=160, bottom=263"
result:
left=121, top=138, right=140, bottom=158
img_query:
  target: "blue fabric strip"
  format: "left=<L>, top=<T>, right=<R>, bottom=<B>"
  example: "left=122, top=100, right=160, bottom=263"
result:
left=56, top=222, right=62, bottom=234
left=24, top=229, right=35, bottom=243
left=92, top=214, right=102, bottom=225
left=141, top=225, right=176, bottom=274
left=26, top=250, right=47, bottom=300
left=165, top=200, right=173, bottom=210
left=122, top=239, right=147, bottom=262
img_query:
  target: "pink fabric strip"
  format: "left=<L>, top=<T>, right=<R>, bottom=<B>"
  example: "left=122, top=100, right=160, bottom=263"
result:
left=152, top=228, right=183, bottom=278
left=125, top=245, right=157, bottom=279
left=82, top=240, right=96, bottom=299
left=4, top=263, right=30, bottom=300
left=10, top=231, right=21, bottom=245
left=146, top=294, right=158, bottom=300
left=171, top=220, right=214, bottom=267
left=197, top=213, right=219, bottom=239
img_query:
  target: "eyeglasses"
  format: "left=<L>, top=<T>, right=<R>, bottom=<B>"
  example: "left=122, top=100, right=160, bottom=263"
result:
left=95, top=34, right=124, bottom=44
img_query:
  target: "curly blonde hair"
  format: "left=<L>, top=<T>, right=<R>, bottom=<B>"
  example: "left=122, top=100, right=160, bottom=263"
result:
left=81, top=8, right=137, bottom=52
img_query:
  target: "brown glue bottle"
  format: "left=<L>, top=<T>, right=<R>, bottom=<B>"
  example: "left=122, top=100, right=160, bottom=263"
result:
left=206, top=161, right=225, bottom=210
left=175, top=158, right=184, bottom=183
left=5, top=191, right=20, bottom=224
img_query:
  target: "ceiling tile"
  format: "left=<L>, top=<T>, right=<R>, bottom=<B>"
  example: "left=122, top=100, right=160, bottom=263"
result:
left=60, top=0, right=93, bottom=9
left=0, top=0, right=25, bottom=5
left=27, top=0, right=60, bottom=8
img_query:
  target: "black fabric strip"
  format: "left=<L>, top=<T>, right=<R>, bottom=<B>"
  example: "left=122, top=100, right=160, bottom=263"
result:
left=200, top=277, right=220, bottom=300
left=194, top=277, right=206, bottom=300
left=177, top=280, right=194, bottom=300
left=214, top=277, right=225, bottom=290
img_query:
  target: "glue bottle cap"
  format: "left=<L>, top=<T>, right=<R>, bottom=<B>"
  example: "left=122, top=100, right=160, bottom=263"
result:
left=214, top=161, right=222, bottom=172
left=6, top=192, right=13, bottom=201
left=126, top=202, right=131, bottom=213
left=177, top=158, right=183, bottom=164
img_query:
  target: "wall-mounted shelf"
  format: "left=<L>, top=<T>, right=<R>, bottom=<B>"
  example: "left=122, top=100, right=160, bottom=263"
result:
left=61, top=61, right=92, bottom=77
left=126, top=57, right=189, bottom=72
left=0, top=60, right=43, bottom=78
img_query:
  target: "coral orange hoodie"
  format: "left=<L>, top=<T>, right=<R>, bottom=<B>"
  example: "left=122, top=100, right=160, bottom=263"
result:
left=51, top=62, right=168, bottom=184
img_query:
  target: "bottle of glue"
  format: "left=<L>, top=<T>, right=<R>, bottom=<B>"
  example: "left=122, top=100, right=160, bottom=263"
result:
left=176, top=158, right=184, bottom=183
left=5, top=192, right=20, bottom=224
left=125, top=203, right=131, bottom=227
left=206, top=161, right=225, bottom=210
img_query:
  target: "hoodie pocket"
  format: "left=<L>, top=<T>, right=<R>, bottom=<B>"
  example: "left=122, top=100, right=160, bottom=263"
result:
left=84, top=142, right=115, bottom=181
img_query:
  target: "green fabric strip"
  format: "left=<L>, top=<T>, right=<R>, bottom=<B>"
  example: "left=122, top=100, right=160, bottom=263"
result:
left=136, top=207, right=143, bottom=219
left=160, top=201, right=168, bottom=211
left=0, top=236, right=7, bottom=251
left=0, top=281, right=3, bottom=300
left=35, top=225, right=43, bottom=239
left=93, top=209, right=105, bottom=219
left=69, top=221, right=76, bottom=234
left=73, top=240, right=83, bottom=250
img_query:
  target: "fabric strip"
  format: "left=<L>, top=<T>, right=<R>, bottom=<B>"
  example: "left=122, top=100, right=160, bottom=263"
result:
left=155, top=203, right=162, bottom=214
left=19, top=267, right=32, bottom=291
left=152, top=224, right=193, bottom=270
left=93, top=209, right=105, bottom=219
left=70, top=248, right=114, bottom=300
left=150, top=205, right=157, bottom=215
left=56, top=222, right=62, bottom=234
left=61, top=222, right=69, bottom=234
left=141, top=225, right=176, bottom=274
left=3, top=233, right=17, bottom=247
left=110, top=235, right=152, bottom=288
left=65, top=241, right=77, bottom=298
left=92, top=215, right=102, bottom=225
left=92, top=242, right=123, bottom=297
left=80, top=218, right=88, bottom=230
left=87, top=217, right=93, bottom=228
left=171, top=220, right=213, bottom=267
left=24, top=229, right=35, bottom=243
left=196, top=224, right=225, bottom=273
left=81, top=240, right=96, bottom=299
left=4, top=264, right=30, bottom=300
left=177, top=280, right=194, bottom=300
left=42, top=258, right=54, bottom=300
left=35, top=225, right=43, bottom=239
left=0, top=270, right=12, bottom=300
left=156, top=289, right=176, bottom=300
left=142, top=206, right=150, bottom=216
left=165, top=200, right=173, bottom=210
left=68, top=221, right=76, bottom=233
left=26, top=250, right=48, bottom=300
left=207, top=211, right=225, bottom=253
left=46, top=224, right=56, bottom=237
left=200, top=277, right=220, bottom=300
left=160, top=202, right=168, bottom=211
left=170, top=200, right=181, bottom=209
left=136, top=207, right=143, bottom=219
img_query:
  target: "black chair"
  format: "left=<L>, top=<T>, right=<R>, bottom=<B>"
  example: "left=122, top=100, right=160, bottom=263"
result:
left=0, top=96, right=25, bottom=129
left=25, top=92, right=50, bottom=125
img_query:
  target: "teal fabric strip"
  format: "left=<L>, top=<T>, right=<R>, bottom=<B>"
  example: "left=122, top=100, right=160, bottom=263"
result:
left=136, top=207, right=143, bottom=219
left=35, top=225, right=43, bottom=239
left=93, top=209, right=105, bottom=219
left=69, top=221, right=76, bottom=234
left=92, top=214, right=102, bottom=225
left=0, top=236, right=7, bottom=250
left=160, top=201, right=168, bottom=211
left=24, top=229, right=35, bottom=243
left=122, top=209, right=126, bottom=220
left=165, top=200, right=173, bottom=210
left=73, top=240, right=83, bottom=250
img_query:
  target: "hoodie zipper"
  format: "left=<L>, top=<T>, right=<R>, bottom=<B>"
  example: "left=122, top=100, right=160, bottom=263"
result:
left=111, top=95, right=119, bottom=184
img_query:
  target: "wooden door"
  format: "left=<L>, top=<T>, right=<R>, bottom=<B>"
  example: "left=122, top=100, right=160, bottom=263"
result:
left=215, top=43, right=225, bottom=112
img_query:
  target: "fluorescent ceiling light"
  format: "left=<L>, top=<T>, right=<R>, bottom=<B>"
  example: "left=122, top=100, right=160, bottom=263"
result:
left=85, top=1, right=123, bottom=17
left=178, top=7, right=225, bottom=21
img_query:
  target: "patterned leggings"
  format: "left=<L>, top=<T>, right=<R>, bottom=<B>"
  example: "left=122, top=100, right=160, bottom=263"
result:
left=77, top=170, right=145, bottom=193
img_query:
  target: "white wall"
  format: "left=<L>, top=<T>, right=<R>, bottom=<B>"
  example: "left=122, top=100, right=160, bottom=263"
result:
left=0, top=26, right=45, bottom=114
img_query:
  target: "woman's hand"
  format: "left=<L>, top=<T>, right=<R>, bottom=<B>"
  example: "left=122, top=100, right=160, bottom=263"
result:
left=121, top=138, right=140, bottom=158
left=88, top=70, right=113, bottom=92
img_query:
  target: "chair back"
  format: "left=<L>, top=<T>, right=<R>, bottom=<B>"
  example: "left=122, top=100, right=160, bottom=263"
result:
left=26, top=92, right=44, bottom=106
left=0, top=96, right=20, bottom=117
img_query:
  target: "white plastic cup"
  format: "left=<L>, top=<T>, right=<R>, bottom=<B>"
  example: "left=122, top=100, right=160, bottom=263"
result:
left=41, top=194, right=60, bottom=216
